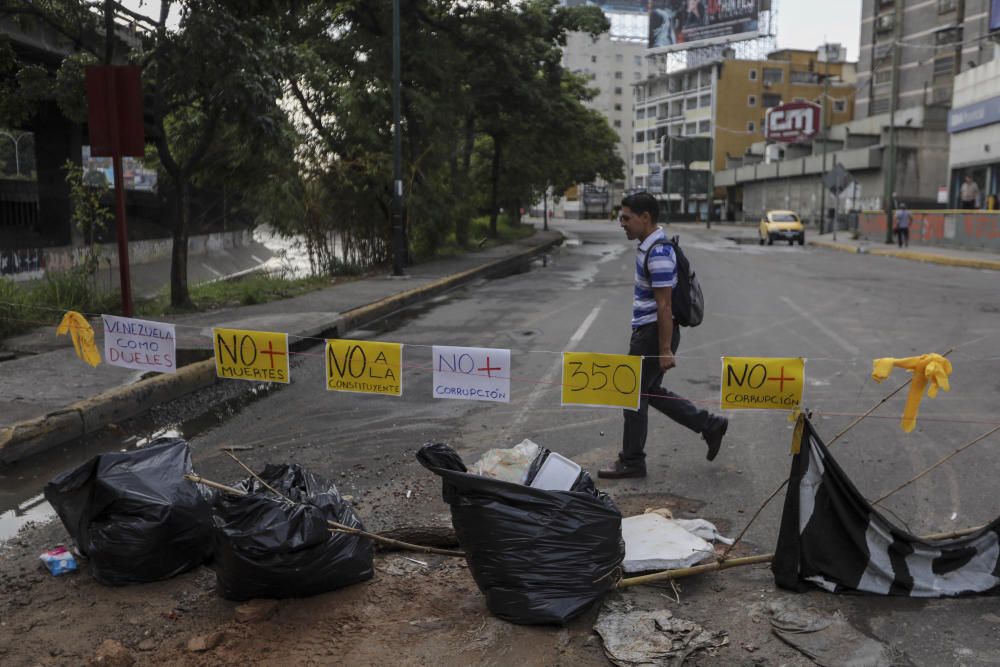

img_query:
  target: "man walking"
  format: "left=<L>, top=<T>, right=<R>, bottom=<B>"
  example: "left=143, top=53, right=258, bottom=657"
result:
left=894, top=203, right=912, bottom=248
left=599, top=192, right=728, bottom=479
left=960, top=175, right=980, bottom=210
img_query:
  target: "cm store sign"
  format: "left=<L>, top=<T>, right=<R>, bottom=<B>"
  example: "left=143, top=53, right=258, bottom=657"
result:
left=433, top=345, right=510, bottom=403
left=721, top=357, right=804, bottom=410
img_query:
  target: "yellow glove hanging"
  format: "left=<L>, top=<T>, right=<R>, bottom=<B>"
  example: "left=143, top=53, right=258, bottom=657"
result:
left=56, top=311, right=102, bottom=368
left=871, top=354, right=952, bottom=433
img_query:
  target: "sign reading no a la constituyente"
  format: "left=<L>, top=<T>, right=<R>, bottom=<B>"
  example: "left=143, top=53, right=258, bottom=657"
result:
left=213, top=327, right=289, bottom=384
left=325, top=339, right=402, bottom=396
left=721, top=356, right=804, bottom=411
left=432, top=345, right=510, bottom=403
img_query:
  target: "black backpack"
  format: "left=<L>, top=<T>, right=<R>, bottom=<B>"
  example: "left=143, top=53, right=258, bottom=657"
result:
left=643, top=236, right=704, bottom=327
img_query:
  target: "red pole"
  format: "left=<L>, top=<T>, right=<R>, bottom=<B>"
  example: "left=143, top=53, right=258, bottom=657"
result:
left=106, top=69, right=134, bottom=316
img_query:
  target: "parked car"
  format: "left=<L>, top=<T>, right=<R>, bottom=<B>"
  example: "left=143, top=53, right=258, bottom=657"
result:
left=759, top=210, right=805, bottom=246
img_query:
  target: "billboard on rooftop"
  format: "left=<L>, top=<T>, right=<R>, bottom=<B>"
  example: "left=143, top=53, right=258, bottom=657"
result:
left=648, top=0, right=761, bottom=53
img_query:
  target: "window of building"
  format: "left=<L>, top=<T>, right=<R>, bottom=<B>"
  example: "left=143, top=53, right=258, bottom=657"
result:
left=634, top=55, right=642, bottom=66
left=686, top=97, right=697, bottom=110
left=747, top=121, right=756, bottom=133
left=698, top=120, right=710, bottom=133
left=933, top=55, right=955, bottom=79
left=646, top=152, right=656, bottom=162
left=633, top=71, right=641, bottom=81
left=636, top=108, right=645, bottom=120
left=762, top=93, right=782, bottom=108
left=699, top=70, right=711, bottom=87
left=874, top=42, right=891, bottom=61
left=748, top=94, right=757, bottom=106
left=636, top=130, right=645, bottom=142
left=636, top=176, right=644, bottom=188
left=699, top=94, right=711, bottom=107
left=615, top=86, right=623, bottom=95
left=591, top=55, right=597, bottom=63
left=671, top=124, right=682, bottom=136
left=790, top=71, right=819, bottom=84
left=613, top=103, right=621, bottom=112
left=871, top=97, right=890, bottom=114
left=938, top=0, right=957, bottom=12
left=762, top=68, right=783, bottom=85
left=875, top=13, right=894, bottom=33
left=833, top=100, right=847, bottom=113
left=934, top=27, right=962, bottom=45
left=685, top=122, right=697, bottom=135
left=874, top=70, right=892, bottom=85
left=635, top=153, right=644, bottom=165
left=749, top=68, right=758, bottom=81
left=615, top=71, right=623, bottom=80
left=616, top=53, right=623, bottom=63
left=613, top=119, right=622, bottom=128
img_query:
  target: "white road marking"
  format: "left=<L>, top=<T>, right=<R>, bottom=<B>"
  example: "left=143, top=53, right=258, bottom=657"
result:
left=201, top=263, right=223, bottom=278
left=510, top=300, right=606, bottom=433
left=779, top=296, right=861, bottom=356
left=251, top=254, right=265, bottom=264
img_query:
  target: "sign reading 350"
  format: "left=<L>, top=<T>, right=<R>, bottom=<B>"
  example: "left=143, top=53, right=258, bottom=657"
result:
left=561, top=352, right=643, bottom=411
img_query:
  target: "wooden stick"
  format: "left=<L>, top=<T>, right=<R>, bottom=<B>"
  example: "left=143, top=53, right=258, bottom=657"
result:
left=619, top=523, right=990, bottom=589
left=721, top=349, right=955, bottom=559
left=184, top=473, right=465, bottom=558
left=873, top=424, right=1000, bottom=505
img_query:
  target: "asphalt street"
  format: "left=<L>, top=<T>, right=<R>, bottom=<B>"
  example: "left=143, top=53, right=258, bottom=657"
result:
left=4, top=219, right=999, bottom=664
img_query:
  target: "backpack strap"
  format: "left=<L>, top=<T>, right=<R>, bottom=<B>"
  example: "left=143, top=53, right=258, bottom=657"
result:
left=642, top=238, right=672, bottom=286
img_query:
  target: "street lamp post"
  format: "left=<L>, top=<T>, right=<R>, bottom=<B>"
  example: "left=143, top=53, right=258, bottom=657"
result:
left=391, top=0, right=405, bottom=276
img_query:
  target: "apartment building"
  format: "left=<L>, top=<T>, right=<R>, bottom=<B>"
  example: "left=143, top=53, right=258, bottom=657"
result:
left=632, top=47, right=856, bottom=217
left=561, top=31, right=656, bottom=216
left=857, top=0, right=996, bottom=117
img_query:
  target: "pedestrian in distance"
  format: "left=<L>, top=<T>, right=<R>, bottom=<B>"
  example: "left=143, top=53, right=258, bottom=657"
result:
left=894, top=203, right=912, bottom=248
left=960, top=175, right=980, bottom=210
left=599, top=192, right=728, bottom=480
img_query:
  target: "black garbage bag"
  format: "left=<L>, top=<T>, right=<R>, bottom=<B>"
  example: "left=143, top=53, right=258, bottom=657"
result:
left=211, top=463, right=374, bottom=601
left=417, top=443, right=624, bottom=625
left=44, top=438, right=213, bottom=586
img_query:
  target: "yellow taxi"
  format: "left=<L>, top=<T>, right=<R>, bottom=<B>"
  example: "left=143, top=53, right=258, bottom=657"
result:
left=759, top=210, right=805, bottom=246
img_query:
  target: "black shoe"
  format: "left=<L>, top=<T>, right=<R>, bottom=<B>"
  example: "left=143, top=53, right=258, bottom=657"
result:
left=702, top=415, right=728, bottom=462
left=597, top=460, right=647, bottom=479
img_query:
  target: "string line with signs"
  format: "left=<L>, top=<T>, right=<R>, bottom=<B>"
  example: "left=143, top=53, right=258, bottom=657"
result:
left=2, top=305, right=999, bottom=363
left=5, top=304, right=1000, bottom=426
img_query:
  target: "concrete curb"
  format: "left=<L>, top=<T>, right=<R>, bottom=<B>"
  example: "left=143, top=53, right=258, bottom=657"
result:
left=0, top=235, right=562, bottom=464
left=808, top=239, right=1000, bottom=271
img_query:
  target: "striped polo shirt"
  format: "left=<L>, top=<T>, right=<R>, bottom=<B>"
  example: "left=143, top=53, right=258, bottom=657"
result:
left=632, top=227, right=677, bottom=329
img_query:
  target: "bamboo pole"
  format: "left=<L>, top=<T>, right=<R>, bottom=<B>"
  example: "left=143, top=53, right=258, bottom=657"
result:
left=184, top=473, right=465, bottom=558
left=618, top=523, right=989, bottom=589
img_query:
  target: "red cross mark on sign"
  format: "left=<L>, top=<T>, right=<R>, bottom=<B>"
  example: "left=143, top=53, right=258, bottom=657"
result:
left=768, top=367, right=796, bottom=392
left=260, top=340, right=287, bottom=369
left=478, top=356, right=502, bottom=378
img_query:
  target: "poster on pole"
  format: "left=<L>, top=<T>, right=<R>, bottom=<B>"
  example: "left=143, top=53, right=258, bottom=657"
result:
left=432, top=345, right=511, bottom=403
left=648, top=0, right=762, bottom=53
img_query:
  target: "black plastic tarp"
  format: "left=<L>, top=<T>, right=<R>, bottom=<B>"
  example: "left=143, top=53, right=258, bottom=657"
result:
left=418, top=443, right=624, bottom=625
left=211, top=463, right=374, bottom=601
left=44, top=438, right=213, bottom=585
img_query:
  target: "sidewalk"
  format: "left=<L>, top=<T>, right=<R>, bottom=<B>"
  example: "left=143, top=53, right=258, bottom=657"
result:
left=807, top=231, right=1000, bottom=271
left=0, top=230, right=563, bottom=463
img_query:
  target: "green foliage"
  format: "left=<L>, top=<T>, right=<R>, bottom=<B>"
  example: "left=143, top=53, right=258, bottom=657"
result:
left=0, top=270, right=120, bottom=339
left=63, top=160, right=112, bottom=272
left=137, top=272, right=332, bottom=315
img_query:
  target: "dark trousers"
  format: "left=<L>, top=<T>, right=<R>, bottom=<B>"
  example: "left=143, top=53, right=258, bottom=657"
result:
left=895, top=227, right=909, bottom=247
left=961, top=200, right=976, bottom=210
left=620, top=323, right=712, bottom=466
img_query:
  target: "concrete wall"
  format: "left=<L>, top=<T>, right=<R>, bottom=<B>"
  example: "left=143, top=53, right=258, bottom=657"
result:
left=858, top=210, right=1000, bottom=251
left=3, top=229, right=253, bottom=280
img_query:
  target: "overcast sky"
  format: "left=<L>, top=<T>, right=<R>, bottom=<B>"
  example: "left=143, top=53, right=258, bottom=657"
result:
left=774, top=1, right=862, bottom=60
left=123, top=0, right=867, bottom=64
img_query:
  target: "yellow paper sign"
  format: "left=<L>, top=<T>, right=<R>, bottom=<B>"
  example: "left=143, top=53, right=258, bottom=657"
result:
left=721, top=356, right=804, bottom=410
left=213, top=328, right=289, bottom=384
left=325, top=339, right=402, bottom=396
left=562, top=352, right=642, bottom=410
